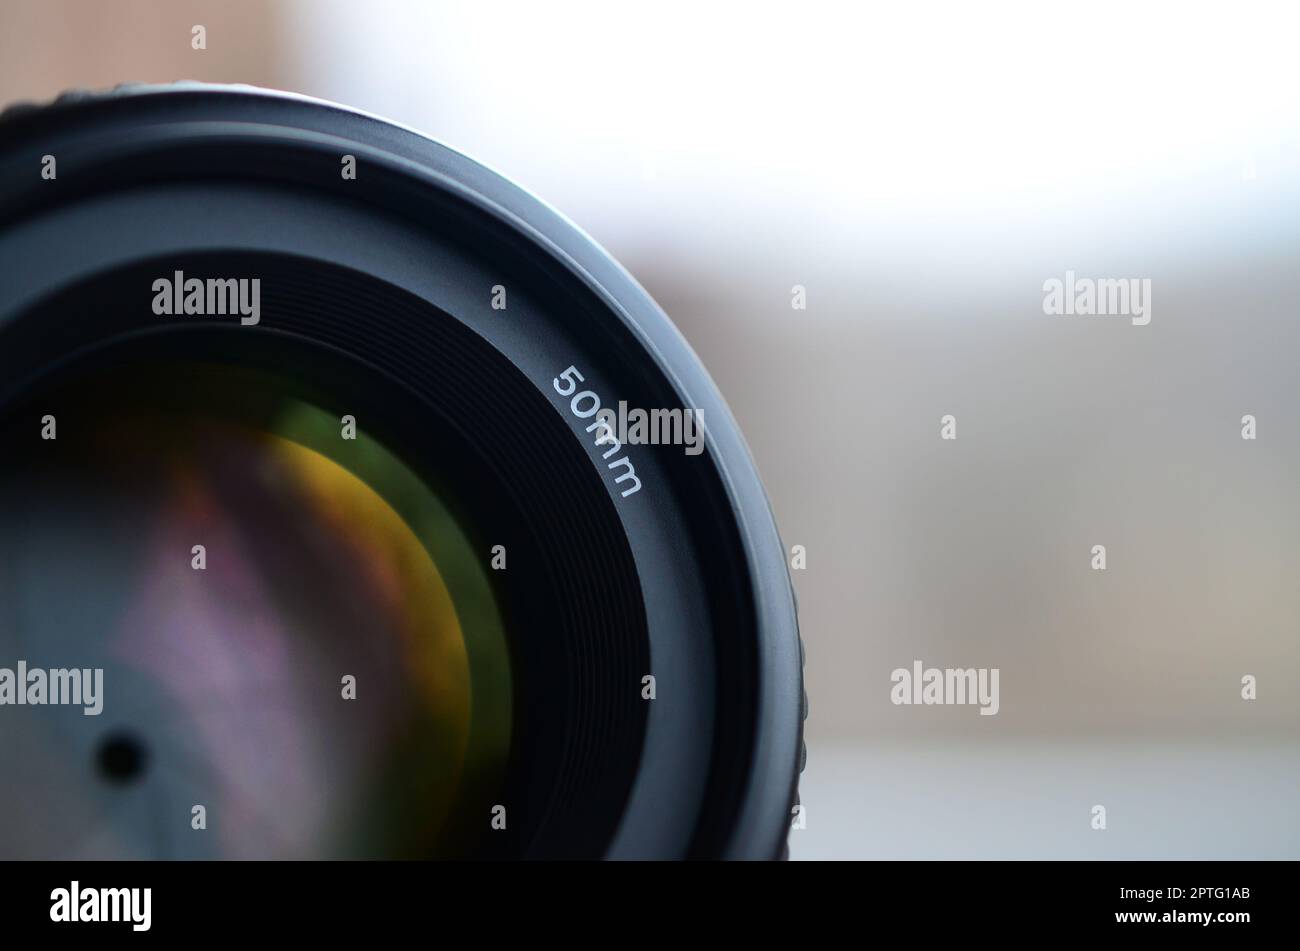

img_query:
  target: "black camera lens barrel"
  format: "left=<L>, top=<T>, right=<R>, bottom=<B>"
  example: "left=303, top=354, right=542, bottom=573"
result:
left=0, top=84, right=804, bottom=859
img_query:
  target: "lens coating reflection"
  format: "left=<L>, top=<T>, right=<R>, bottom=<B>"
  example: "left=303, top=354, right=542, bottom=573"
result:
left=0, top=363, right=511, bottom=858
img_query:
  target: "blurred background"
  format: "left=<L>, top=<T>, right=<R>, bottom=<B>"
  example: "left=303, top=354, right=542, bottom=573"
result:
left=2, top=0, right=1297, bottom=858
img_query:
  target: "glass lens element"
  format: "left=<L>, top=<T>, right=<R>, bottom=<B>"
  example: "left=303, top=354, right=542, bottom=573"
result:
left=0, top=363, right=511, bottom=858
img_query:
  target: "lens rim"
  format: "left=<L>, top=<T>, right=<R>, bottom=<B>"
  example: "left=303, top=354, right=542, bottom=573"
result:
left=0, top=83, right=802, bottom=859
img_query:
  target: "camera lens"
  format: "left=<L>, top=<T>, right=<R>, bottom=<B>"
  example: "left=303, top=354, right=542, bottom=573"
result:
left=0, top=84, right=803, bottom=859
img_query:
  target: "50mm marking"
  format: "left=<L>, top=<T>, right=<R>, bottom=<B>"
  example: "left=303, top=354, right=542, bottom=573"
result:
left=553, top=365, right=642, bottom=498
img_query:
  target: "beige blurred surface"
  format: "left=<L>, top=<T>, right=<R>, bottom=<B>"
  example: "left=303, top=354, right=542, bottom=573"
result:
left=3, top=0, right=1297, bottom=856
left=791, top=739, right=1299, bottom=859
